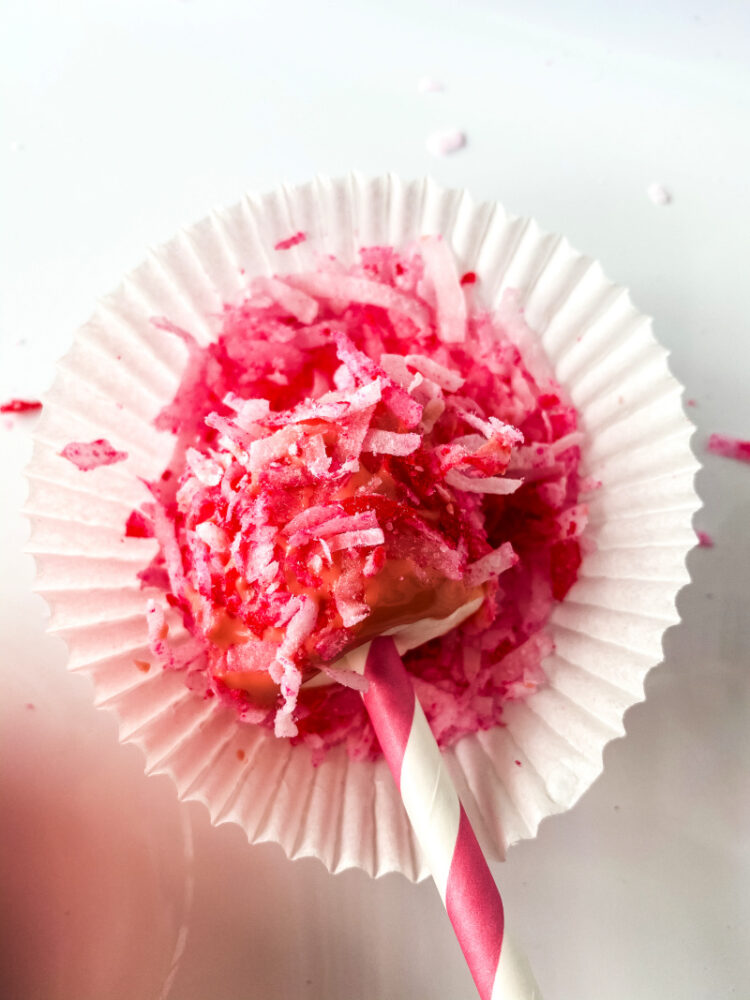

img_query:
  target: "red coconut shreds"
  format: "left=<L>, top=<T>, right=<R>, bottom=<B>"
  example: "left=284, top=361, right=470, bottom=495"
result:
left=131, top=238, right=589, bottom=762
left=274, top=231, right=307, bottom=251
left=707, top=433, right=750, bottom=464
left=1, top=398, right=43, bottom=413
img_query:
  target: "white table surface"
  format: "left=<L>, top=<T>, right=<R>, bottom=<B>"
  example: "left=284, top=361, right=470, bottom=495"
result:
left=2, top=2, right=749, bottom=998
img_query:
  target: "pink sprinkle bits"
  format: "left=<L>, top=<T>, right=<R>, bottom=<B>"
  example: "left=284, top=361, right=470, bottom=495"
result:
left=707, top=433, right=750, bottom=464
left=696, top=531, right=714, bottom=548
left=133, top=239, right=585, bottom=762
left=60, top=439, right=128, bottom=471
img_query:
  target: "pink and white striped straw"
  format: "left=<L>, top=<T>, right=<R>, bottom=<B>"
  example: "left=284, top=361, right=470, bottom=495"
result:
left=362, top=635, right=542, bottom=1000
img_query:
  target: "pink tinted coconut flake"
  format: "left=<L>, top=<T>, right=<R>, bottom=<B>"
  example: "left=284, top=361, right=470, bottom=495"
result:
left=274, top=231, right=307, bottom=251
left=61, top=439, right=128, bottom=470
left=133, top=239, right=586, bottom=762
left=707, top=433, right=750, bottom=464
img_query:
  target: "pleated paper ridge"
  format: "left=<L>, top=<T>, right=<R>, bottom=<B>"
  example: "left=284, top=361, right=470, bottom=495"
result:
left=26, top=174, right=700, bottom=881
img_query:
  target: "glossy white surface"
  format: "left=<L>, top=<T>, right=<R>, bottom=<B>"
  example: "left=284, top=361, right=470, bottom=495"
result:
left=2, top=2, right=749, bottom=998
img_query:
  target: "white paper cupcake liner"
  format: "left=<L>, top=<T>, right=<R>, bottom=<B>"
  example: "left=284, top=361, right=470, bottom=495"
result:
left=26, top=174, right=700, bottom=880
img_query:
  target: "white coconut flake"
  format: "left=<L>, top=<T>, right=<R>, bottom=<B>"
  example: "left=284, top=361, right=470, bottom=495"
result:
left=254, top=276, right=319, bottom=324
left=194, top=521, right=229, bottom=551
left=647, top=182, right=672, bottom=206
left=286, top=381, right=382, bottom=424
left=248, top=425, right=300, bottom=474
left=420, top=396, right=446, bottom=433
left=426, top=128, right=467, bottom=157
left=464, top=543, right=518, bottom=587
left=285, top=272, right=429, bottom=331
left=274, top=707, right=298, bottom=738
left=319, top=537, right=333, bottom=564
left=418, top=76, right=444, bottom=94
left=308, top=511, right=379, bottom=542
left=303, top=433, right=332, bottom=477
left=278, top=595, right=318, bottom=662
left=223, top=393, right=271, bottom=424
left=362, top=429, right=421, bottom=456
left=379, top=353, right=413, bottom=388
left=445, top=469, right=524, bottom=495
left=326, top=528, right=385, bottom=552
left=176, top=476, right=202, bottom=508
left=405, top=353, right=464, bottom=392
left=185, top=447, right=223, bottom=486
left=283, top=504, right=345, bottom=537
left=419, top=236, right=467, bottom=343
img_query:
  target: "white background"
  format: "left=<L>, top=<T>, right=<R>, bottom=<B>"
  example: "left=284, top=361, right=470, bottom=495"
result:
left=2, top=2, right=749, bottom=998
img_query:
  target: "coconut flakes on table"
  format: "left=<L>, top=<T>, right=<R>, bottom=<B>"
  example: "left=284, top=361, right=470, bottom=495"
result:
left=274, top=231, right=307, bottom=251
left=131, top=239, right=586, bottom=761
left=1, top=398, right=43, bottom=414
left=707, top=433, right=750, bottom=464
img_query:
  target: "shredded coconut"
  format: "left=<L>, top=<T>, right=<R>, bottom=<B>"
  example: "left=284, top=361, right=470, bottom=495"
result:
left=131, top=239, right=585, bottom=762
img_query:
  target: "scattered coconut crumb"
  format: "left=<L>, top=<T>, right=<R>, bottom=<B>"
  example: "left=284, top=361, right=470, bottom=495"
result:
left=426, top=129, right=467, bottom=157
left=696, top=530, right=714, bottom=548
left=706, top=433, right=750, bottom=464
left=274, top=231, right=307, bottom=251
left=418, top=76, right=444, bottom=93
left=60, top=438, right=128, bottom=471
left=647, top=183, right=672, bottom=206
left=0, top=398, right=42, bottom=414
